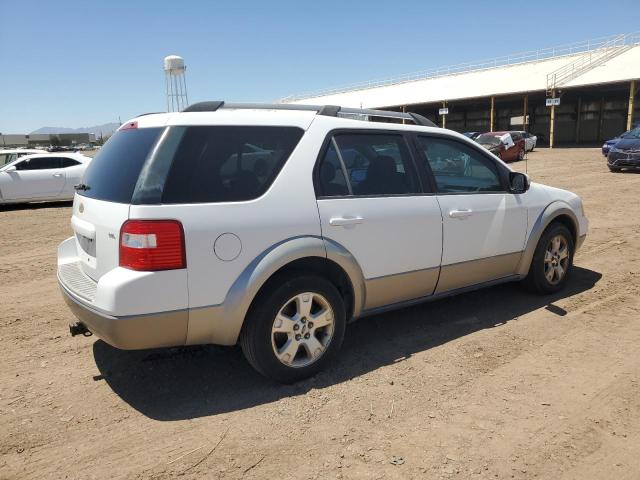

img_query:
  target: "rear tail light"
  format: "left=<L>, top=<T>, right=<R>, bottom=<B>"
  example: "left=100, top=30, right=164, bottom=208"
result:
left=120, top=220, right=186, bottom=271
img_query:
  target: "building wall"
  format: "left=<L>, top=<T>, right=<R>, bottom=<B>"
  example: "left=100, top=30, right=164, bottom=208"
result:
left=0, top=133, right=96, bottom=147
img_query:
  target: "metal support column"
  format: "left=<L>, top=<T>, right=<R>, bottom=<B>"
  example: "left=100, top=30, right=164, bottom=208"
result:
left=549, top=89, right=556, bottom=149
left=402, top=105, right=406, bottom=125
left=490, top=96, right=495, bottom=131
left=597, top=97, right=605, bottom=142
left=627, top=79, right=636, bottom=131
left=523, top=94, right=528, bottom=131
left=442, top=101, right=446, bottom=128
left=575, top=96, right=582, bottom=143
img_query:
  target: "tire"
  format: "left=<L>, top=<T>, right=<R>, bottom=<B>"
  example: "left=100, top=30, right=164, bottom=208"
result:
left=518, top=148, right=525, bottom=161
left=523, top=222, right=574, bottom=295
left=240, top=275, right=346, bottom=383
left=609, top=166, right=622, bottom=173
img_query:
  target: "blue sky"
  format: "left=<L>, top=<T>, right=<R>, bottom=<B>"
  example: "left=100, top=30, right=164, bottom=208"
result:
left=1, top=0, right=638, bottom=133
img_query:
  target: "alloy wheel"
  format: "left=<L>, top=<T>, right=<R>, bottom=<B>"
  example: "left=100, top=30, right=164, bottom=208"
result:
left=271, top=292, right=335, bottom=368
left=544, top=234, right=569, bottom=285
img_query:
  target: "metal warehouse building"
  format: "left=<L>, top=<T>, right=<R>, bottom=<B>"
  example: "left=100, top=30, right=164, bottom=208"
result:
left=0, top=133, right=96, bottom=148
left=284, top=33, right=640, bottom=147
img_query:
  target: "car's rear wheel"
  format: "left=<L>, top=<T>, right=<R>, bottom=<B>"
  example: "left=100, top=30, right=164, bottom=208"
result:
left=240, top=275, right=346, bottom=383
left=524, top=222, right=574, bottom=294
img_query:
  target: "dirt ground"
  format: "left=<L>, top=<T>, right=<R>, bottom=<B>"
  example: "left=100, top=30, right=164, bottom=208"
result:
left=1, top=148, right=640, bottom=480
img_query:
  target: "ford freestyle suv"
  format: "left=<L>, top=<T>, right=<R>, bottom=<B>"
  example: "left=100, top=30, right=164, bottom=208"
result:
left=58, top=102, right=588, bottom=383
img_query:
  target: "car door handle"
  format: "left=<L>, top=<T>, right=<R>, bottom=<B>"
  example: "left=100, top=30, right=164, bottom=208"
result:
left=52, top=173, right=63, bottom=178
left=449, top=209, right=473, bottom=219
left=329, top=216, right=364, bottom=226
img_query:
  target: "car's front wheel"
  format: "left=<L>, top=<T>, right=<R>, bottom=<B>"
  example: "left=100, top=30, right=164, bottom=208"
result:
left=240, top=275, right=346, bottom=383
left=524, top=222, right=574, bottom=294
left=518, top=148, right=525, bottom=161
left=608, top=166, right=622, bottom=173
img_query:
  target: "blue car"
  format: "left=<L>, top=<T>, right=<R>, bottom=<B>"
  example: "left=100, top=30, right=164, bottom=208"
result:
left=607, top=127, right=640, bottom=172
left=603, top=124, right=640, bottom=156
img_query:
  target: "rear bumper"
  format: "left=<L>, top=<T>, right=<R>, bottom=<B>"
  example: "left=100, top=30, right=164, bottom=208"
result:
left=59, top=274, right=188, bottom=350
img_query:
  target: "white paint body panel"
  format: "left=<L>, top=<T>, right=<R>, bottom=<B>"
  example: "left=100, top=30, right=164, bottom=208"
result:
left=317, top=196, right=443, bottom=279
left=438, top=193, right=527, bottom=265
left=0, top=153, right=90, bottom=203
left=0, top=168, right=65, bottom=199
left=70, top=195, right=130, bottom=281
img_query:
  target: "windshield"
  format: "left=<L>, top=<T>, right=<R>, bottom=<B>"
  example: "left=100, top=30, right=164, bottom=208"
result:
left=476, top=134, right=501, bottom=146
left=621, top=127, right=640, bottom=139
left=0, top=153, right=18, bottom=167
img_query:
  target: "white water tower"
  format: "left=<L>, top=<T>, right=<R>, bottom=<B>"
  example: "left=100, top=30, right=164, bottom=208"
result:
left=164, top=55, right=189, bottom=112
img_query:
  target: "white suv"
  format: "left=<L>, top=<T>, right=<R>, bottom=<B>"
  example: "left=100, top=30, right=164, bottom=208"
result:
left=58, top=102, right=588, bottom=383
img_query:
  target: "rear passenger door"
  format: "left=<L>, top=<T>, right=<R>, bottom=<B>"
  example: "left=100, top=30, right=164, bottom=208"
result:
left=315, top=131, right=443, bottom=311
left=414, top=135, right=527, bottom=293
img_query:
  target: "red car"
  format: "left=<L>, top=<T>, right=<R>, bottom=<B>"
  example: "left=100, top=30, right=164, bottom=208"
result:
left=476, top=131, right=526, bottom=162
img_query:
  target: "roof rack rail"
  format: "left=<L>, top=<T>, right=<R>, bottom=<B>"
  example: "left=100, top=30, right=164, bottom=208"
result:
left=181, top=101, right=438, bottom=128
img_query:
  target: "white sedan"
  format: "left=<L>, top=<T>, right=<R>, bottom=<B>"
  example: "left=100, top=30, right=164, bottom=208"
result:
left=0, top=153, right=91, bottom=204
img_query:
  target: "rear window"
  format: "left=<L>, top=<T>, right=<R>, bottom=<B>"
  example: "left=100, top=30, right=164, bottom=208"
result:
left=159, top=126, right=303, bottom=204
left=78, top=127, right=163, bottom=203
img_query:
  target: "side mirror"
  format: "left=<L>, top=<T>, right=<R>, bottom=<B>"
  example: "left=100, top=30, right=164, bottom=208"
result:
left=4, top=165, right=16, bottom=172
left=509, top=171, right=530, bottom=194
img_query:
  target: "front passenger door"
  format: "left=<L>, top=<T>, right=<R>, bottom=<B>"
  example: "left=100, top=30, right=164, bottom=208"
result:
left=415, top=135, right=527, bottom=293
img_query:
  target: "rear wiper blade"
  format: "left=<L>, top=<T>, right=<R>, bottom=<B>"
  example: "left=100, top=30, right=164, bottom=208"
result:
left=74, top=183, right=90, bottom=191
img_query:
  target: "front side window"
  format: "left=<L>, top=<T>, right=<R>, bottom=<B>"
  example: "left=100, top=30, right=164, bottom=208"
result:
left=161, top=126, right=304, bottom=203
left=15, top=157, right=61, bottom=170
left=317, top=133, right=420, bottom=197
left=417, top=136, right=503, bottom=194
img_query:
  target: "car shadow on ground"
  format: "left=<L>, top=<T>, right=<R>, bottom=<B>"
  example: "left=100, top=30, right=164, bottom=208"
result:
left=0, top=200, right=72, bottom=211
left=93, top=266, right=601, bottom=421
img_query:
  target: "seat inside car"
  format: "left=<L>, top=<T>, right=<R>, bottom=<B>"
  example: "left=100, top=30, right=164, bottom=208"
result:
left=356, top=155, right=406, bottom=195
left=320, top=161, right=347, bottom=196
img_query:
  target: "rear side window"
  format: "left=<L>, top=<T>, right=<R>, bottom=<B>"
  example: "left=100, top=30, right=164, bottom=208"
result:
left=161, top=126, right=303, bottom=203
left=16, top=157, right=61, bottom=170
left=61, top=158, right=80, bottom=167
left=79, top=127, right=163, bottom=203
left=316, top=133, right=420, bottom=197
left=317, top=141, right=350, bottom=197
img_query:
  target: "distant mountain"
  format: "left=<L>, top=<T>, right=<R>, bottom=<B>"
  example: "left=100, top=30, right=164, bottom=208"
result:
left=30, top=122, right=120, bottom=136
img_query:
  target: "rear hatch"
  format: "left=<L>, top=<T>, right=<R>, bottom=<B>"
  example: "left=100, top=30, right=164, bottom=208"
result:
left=72, top=126, right=164, bottom=281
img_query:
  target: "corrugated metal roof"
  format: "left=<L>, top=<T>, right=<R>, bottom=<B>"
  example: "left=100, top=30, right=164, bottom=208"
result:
left=285, top=34, right=640, bottom=109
